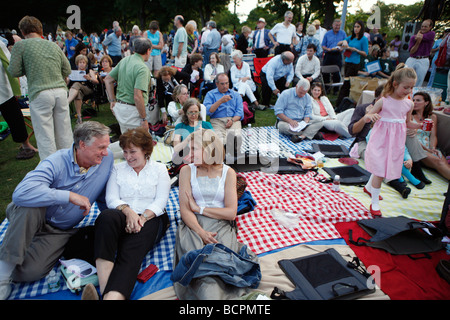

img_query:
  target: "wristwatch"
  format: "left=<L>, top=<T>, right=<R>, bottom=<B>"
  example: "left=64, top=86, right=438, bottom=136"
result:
left=116, top=204, right=129, bottom=211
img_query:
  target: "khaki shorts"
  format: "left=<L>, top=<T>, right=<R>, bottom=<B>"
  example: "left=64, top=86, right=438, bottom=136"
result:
left=145, top=54, right=162, bottom=71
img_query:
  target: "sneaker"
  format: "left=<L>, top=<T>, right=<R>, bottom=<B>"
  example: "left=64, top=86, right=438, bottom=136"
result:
left=0, top=279, right=12, bottom=300
left=413, top=181, right=425, bottom=189
left=256, top=104, right=267, bottom=111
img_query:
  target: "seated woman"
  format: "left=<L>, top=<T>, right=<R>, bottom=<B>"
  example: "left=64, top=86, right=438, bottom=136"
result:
left=309, top=83, right=353, bottom=138
left=67, top=54, right=99, bottom=124
left=168, top=85, right=207, bottom=126
left=230, top=50, right=260, bottom=109
left=173, top=128, right=259, bottom=299
left=173, top=98, right=213, bottom=147
left=156, top=66, right=189, bottom=123
left=181, top=53, right=203, bottom=97
left=92, top=127, right=170, bottom=300
left=202, top=52, right=224, bottom=97
left=411, top=91, right=450, bottom=180
left=98, top=55, right=114, bottom=79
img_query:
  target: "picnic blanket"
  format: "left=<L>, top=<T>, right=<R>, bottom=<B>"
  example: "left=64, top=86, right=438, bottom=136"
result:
left=320, top=158, right=447, bottom=222
left=235, top=170, right=372, bottom=255
left=335, top=220, right=450, bottom=300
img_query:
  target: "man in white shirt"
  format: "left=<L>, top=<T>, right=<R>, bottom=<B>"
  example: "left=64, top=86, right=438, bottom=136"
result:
left=269, top=11, right=297, bottom=55
left=294, top=43, right=321, bottom=84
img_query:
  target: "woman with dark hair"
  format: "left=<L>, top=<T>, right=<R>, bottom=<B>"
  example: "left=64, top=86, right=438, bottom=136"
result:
left=181, top=53, right=203, bottom=97
left=156, top=66, right=189, bottom=122
left=310, top=82, right=353, bottom=138
left=69, top=42, right=92, bottom=70
left=410, top=91, right=450, bottom=180
left=172, top=97, right=213, bottom=146
left=90, top=127, right=170, bottom=300
left=335, top=20, right=369, bottom=107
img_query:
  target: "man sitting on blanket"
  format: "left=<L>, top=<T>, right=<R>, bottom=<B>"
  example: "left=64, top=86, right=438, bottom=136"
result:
left=0, top=121, right=114, bottom=300
left=274, top=78, right=323, bottom=143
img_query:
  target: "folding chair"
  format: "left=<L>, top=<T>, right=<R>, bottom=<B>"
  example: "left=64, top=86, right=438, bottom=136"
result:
left=320, top=65, right=343, bottom=94
left=252, top=56, right=273, bottom=86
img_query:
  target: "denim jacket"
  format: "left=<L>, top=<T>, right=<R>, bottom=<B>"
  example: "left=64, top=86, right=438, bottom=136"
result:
left=171, top=243, right=261, bottom=288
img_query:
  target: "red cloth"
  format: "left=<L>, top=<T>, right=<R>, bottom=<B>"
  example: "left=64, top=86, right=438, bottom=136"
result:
left=335, top=220, right=450, bottom=300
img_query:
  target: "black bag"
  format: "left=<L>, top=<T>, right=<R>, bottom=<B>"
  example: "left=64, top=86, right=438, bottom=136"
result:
left=271, top=248, right=375, bottom=300
left=310, top=143, right=349, bottom=158
left=349, top=216, right=445, bottom=256
left=321, top=164, right=371, bottom=185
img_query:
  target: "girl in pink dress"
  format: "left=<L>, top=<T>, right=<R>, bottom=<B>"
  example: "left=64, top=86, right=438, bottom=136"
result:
left=364, top=64, right=423, bottom=217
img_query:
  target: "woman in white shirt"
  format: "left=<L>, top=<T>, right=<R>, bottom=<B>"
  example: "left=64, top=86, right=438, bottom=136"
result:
left=230, top=50, right=260, bottom=108
left=310, top=83, right=353, bottom=138
left=202, top=52, right=224, bottom=97
left=94, top=127, right=170, bottom=300
left=167, top=84, right=189, bottom=125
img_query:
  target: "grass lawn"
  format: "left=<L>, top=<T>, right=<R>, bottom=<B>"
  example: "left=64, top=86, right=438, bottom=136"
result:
left=0, top=89, right=338, bottom=222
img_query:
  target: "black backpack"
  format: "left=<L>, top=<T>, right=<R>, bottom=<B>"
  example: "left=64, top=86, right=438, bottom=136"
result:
left=271, top=248, right=375, bottom=300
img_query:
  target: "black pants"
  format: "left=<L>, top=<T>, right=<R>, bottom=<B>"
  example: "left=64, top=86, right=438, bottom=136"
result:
left=336, top=62, right=360, bottom=108
left=260, top=71, right=287, bottom=106
left=0, top=96, right=28, bottom=143
left=110, top=55, right=122, bottom=67
left=275, top=44, right=292, bottom=55
left=254, top=48, right=269, bottom=58
left=94, top=209, right=169, bottom=299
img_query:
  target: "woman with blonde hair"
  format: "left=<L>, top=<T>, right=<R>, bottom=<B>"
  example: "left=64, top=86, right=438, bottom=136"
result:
left=172, top=128, right=259, bottom=299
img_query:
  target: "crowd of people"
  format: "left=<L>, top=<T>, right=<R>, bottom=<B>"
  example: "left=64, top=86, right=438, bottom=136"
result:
left=0, top=10, right=449, bottom=301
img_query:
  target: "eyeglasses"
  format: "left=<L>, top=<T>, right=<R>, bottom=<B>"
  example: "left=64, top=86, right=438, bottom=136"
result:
left=218, top=82, right=229, bottom=85
left=181, top=92, right=189, bottom=95
left=187, top=111, right=199, bottom=116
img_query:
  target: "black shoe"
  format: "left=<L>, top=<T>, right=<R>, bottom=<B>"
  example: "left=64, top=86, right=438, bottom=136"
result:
left=290, top=135, right=305, bottom=143
left=388, top=179, right=411, bottom=199
left=313, top=132, right=324, bottom=140
left=413, top=181, right=426, bottom=189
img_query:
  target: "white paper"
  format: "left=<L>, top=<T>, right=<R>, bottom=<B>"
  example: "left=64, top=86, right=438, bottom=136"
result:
left=190, top=70, right=199, bottom=83
left=289, top=121, right=310, bottom=132
left=69, top=70, right=87, bottom=82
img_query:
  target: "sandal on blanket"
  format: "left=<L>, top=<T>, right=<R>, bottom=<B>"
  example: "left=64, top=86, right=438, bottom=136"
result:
left=16, top=147, right=36, bottom=160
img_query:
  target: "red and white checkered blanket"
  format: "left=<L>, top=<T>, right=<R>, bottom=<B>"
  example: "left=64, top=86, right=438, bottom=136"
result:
left=236, top=171, right=372, bottom=254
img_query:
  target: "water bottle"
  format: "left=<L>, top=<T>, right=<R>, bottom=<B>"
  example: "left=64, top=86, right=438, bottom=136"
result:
left=331, top=175, right=341, bottom=192
left=47, top=269, right=61, bottom=292
left=247, top=124, right=253, bottom=137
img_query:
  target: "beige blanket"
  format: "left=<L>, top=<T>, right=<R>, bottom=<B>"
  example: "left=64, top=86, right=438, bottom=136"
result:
left=140, top=244, right=389, bottom=300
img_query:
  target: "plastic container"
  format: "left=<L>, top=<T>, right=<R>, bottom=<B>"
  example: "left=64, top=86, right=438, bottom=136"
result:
left=47, top=269, right=61, bottom=292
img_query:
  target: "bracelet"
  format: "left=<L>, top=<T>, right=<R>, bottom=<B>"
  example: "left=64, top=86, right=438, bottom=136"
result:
left=109, top=99, right=116, bottom=103
left=141, top=118, right=147, bottom=122
left=116, top=204, right=129, bottom=211
left=199, top=206, right=205, bottom=215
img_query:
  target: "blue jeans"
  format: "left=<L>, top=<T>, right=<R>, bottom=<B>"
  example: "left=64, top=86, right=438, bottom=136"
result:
left=171, top=243, right=261, bottom=288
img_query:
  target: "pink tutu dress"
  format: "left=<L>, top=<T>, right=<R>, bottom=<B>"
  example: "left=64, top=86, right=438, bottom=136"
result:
left=365, top=96, right=412, bottom=180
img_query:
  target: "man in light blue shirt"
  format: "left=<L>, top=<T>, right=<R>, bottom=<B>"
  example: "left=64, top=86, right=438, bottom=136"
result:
left=203, top=73, right=244, bottom=145
left=322, top=19, right=347, bottom=91
left=274, top=79, right=323, bottom=142
left=0, top=121, right=114, bottom=299
left=260, top=51, right=295, bottom=108
left=173, top=15, right=188, bottom=68
left=103, top=26, right=123, bottom=66
left=202, top=21, right=221, bottom=63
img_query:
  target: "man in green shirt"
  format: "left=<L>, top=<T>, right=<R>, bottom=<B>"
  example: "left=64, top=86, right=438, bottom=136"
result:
left=8, top=16, right=73, bottom=160
left=104, top=37, right=152, bottom=134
